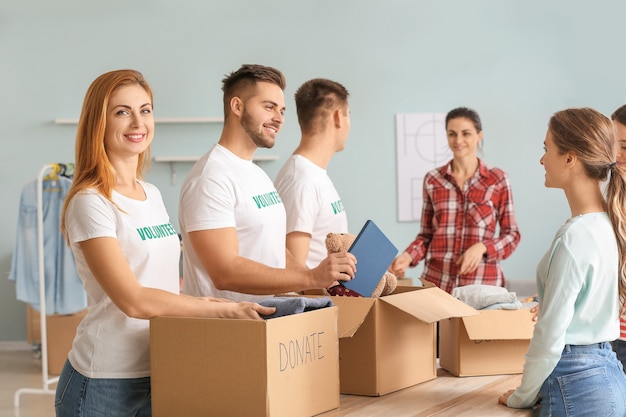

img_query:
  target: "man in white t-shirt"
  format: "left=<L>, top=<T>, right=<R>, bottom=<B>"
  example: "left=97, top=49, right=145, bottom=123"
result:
left=274, top=78, right=350, bottom=269
left=179, top=64, right=356, bottom=302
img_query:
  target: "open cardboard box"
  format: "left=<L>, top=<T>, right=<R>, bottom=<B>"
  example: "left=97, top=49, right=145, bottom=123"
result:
left=329, top=285, right=477, bottom=396
left=150, top=306, right=339, bottom=417
left=439, top=307, right=536, bottom=377
left=26, top=304, right=86, bottom=375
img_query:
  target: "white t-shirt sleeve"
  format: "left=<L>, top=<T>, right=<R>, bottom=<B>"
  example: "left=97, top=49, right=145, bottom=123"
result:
left=282, top=180, right=320, bottom=234
left=65, top=191, right=117, bottom=243
left=180, top=173, right=236, bottom=232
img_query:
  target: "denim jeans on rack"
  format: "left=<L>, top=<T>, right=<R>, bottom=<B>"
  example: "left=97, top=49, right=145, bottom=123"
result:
left=8, top=176, right=86, bottom=314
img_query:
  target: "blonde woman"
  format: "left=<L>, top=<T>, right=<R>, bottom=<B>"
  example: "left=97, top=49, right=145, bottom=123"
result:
left=499, top=108, right=626, bottom=415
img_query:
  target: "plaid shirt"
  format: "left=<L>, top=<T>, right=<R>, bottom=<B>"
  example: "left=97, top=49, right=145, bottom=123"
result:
left=405, top=158, right=521, bottom=294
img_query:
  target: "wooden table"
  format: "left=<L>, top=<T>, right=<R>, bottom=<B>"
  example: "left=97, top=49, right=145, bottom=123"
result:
left=316, top=368, right=539, bottom=416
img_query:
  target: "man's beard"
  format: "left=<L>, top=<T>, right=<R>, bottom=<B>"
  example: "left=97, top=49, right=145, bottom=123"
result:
left=241, top=108, right=276, bottom=149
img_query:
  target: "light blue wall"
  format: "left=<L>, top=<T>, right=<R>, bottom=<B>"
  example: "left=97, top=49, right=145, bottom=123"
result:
left=2, top=0, right=625, bottom=341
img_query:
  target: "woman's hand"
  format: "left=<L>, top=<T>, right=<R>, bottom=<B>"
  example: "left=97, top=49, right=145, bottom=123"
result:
left=389, top=252, right=412, bottom=278
left=225, top=302, right=276, bottom=320
left=531, top=304, right=539, bottom=321
left=456, top=243, right=487, bottom=275
left=498, top=389, right=515, bottom=406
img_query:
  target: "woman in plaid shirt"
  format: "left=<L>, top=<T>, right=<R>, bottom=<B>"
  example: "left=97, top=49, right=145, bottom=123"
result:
left=390, top=107, right=521, bottom=294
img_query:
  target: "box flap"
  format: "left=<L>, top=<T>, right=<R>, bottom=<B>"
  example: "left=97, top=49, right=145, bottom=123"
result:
left=329, top=296, right=377, bottom=338
left=462, top=309, right=536, bottom=340
left=419, top=278, right=436, bottom=288
left=380, top=287, right=478, bottom=323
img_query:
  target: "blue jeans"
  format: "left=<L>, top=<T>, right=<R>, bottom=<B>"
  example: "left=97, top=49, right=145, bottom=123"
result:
left=538, top=342, right=626, bottom=417
left=55, top=360, right=151, bottom=417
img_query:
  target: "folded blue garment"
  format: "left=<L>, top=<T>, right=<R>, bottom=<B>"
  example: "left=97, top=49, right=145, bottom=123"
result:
left=258, top=297, right=334, bottom=319
left=481, top=300, right=523, bottom=310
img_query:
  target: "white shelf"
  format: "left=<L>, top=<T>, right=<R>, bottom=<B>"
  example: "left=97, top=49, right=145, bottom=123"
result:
left=54, top=117, right=224, bottom=125
left=154, top=154, right=279, bottom=184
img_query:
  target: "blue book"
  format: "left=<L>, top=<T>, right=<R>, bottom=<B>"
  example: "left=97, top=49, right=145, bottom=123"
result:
left=342, top=220, right=398, bottom=297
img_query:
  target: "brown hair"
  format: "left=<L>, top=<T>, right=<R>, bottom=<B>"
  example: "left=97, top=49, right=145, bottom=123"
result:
left=549, top=107, right=626, bottom=311
left=612, top=104, right=626, bottom=126
left=61, top=69, right=153, bottom=240
left=446, top=107, right=482, bottom=132
left=221, top=64, right=286, bottom=120
left=295, top=78, right=349, bottom=134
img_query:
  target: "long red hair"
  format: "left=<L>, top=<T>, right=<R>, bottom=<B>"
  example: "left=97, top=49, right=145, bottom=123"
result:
left=61, top=69, right=153, bottom=242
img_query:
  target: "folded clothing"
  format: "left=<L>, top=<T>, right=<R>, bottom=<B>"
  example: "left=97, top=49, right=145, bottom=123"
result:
left=258, top=296, right=334, bottom=319
left=451, top=284, right=519, bottom=310
left=481, top=300, right=523, bottom=310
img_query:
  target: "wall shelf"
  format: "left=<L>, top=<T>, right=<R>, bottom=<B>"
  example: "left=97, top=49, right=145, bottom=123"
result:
left=154, top=154, right=279, bottom=184
left=54, top=117, right=224, bottom=125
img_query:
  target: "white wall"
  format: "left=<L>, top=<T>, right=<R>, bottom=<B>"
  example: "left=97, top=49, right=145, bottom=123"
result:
left=2, top=0, right=625, bottom=340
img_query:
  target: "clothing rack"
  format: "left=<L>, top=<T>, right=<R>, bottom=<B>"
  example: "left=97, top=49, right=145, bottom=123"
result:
left=14, top=163, right=74, bottom=407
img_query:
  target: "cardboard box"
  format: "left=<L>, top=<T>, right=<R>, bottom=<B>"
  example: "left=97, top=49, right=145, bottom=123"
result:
left=26, top=303, right=41, bottom=344
left=150, top=306, right=340, bottom=417
left=26, top=304, right=86, bottom=375
left=330, top=286, right=477, bottom=396
left=439, top=308, right=536, bottom=377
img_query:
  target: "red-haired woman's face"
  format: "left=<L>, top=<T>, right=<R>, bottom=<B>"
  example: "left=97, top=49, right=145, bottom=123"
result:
left=104, top=84, right=154, bottom=160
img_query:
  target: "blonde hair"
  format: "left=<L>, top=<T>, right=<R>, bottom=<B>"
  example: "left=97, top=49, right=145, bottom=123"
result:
left=61, top=69, right=153, bottom=241
left=550, top=108, right=626, bottom=311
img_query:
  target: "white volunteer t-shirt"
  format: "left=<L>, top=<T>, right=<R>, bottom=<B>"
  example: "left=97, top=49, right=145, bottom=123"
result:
left=65, top=182, right=180, bottom=378
left=179, top=144, right=286, bottom=302
left=275, top=154, right=348, bottom=268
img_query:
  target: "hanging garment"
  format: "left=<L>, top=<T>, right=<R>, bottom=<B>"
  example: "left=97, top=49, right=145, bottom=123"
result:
left=8, top=176, right=86, bottom=314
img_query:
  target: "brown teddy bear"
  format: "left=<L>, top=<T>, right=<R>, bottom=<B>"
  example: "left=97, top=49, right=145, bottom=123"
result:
left=325, top=232, right=398, bottom=298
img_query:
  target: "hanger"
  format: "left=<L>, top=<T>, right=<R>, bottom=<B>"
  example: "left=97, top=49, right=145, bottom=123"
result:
left=43, top=164, right=60, bottom=181
left=61, top=163, right=75, bottom=179
left=42, top=163, right=67, bottom=192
